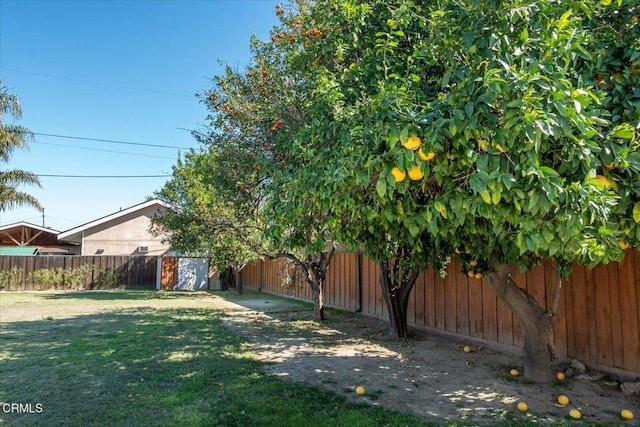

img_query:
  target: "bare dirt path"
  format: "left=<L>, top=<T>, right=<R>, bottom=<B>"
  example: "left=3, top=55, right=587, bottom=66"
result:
left=215, top=291, right=640, bottom=425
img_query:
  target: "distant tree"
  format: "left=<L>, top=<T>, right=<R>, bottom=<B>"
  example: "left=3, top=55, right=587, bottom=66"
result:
left=0, top=83, right=42, bottom=212
left=153, top=146, right=263, bottom=295
left=195, top=31, right=337, bottom=319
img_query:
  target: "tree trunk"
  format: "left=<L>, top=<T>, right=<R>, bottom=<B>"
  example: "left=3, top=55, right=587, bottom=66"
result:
left=379, top=253, right=420, bottom=338
left=277, top=246, right=335, bottom=321
left=234, top=267, right=243, bottom=296
left=487, top=264, right=555, bottom=383
left=312, top=281, right=326, bottom=320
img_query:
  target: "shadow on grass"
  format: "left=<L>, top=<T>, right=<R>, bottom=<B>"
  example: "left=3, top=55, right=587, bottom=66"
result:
left=211, top=289, right=314, bottom=313
left=37, top=289, right=212, bottom=301
left=0, top=304, right=428, bottom=427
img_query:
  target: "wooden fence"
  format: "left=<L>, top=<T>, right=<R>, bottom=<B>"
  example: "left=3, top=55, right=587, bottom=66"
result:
left=243, top=250, right=640, bottom=376
left=0, top=255, right=159, bottom=289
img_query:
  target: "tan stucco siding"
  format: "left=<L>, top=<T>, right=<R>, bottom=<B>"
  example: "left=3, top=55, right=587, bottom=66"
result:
left=81, top=206, right=170, bottom=256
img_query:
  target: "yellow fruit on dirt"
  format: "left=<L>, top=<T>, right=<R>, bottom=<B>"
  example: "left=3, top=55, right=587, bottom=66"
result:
left=569, top=408, right=582, bottom=420
left=355, top=385, right=366, bottom=395
left=510, top=369, right=520, bottom=376
left=418, top=148, right=436, bottom=161
left=620, top=409, right=634, bottom=420
left=556, top=371, right=566, bottom=381
left=391, top=167, right=406, bottom=183
left=517, top=401, right=528, bottom=412
left=557, top=395, right=569, bottom=406
left=474, top=272, right=482, bottom=279
left=595, top=174, right=611, bottom=188
left=463, top=345, right=471, bottom=353
left=408, top=165, right=424, bottom=181
left=469, top=260, right=478, bottom=267
left=403, top=135, right=422, bottom=150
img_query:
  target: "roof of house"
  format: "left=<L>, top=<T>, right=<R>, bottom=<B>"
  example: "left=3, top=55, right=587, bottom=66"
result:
left=0, top=222, right=66, bottom=247
left=57, top=199, right=171, bottom=244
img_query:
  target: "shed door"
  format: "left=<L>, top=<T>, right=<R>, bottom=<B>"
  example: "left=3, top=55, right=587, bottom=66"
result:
left=176, top=258, right=209, bottom=290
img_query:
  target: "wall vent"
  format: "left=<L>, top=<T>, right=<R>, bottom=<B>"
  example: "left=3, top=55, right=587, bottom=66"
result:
left=138, top=245, right=149, bottom=253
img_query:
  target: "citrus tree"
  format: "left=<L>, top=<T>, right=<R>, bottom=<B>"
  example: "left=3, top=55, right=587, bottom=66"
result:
left=0, top=83, right=42, bottom=212
left=193, top=32, right=337, bottom=318
left=280, top=0, right=639, bottom=382
left=153, top=146, right=262, bottom=294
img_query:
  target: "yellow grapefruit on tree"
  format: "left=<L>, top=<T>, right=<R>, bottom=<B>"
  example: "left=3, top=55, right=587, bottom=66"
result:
left=391, top=167, right=406, bottom=183
left=408, top=165, right=424, bottom=181
left=418, top=148, right=436, bottom=161
left=403, top=135, right=421, bottom=150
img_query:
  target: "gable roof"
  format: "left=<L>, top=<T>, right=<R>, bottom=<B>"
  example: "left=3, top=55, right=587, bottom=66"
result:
left=57, top=199, right=171, bottom=244
left=0, top=222, right=63, bottom=247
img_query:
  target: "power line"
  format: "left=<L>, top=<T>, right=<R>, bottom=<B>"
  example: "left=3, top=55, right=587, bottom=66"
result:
left=32, top=140, right=178, bottom=160
left=36, top=174, right=171, bottom=178
left=32, top=132, right=192, bottom=149
left=1, top=67, right=194, bottom=98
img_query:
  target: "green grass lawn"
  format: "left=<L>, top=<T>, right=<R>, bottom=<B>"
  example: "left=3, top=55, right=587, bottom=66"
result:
left=0, top=291, right=429, bottom=427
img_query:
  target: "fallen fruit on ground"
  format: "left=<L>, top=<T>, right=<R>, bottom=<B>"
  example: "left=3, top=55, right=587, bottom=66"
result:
left=403, top=135, right=421, bottom=150
left=510, top=369, right=519, bottom=376
left=355, top=385, right=366, bottom=395
left=569, top=408, right=581, bottom=420
left=556, top=371, right=565, bottom=381
left=463, top=345, right=471, bottom=353
left=620, top=409, right=634, bottom=420
left=408, top=165, right=424, bottom=181
left=391, top=167, right=406, bottom=183
left=517, top=402, right=528, bottom=412
left=557, top=395, right=569, bottom=406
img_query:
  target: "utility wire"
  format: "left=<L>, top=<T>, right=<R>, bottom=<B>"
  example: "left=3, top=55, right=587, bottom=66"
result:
left=1, top=67, right=193, bottom=98
left=32, top=132, right=192, bottom=149
left=36, top=174, right=171, bottom=178
left=32, top=140, right=178, bottom=160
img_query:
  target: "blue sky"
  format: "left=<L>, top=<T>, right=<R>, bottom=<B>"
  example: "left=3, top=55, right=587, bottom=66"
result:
left=0, top=0, right=279, bottom=231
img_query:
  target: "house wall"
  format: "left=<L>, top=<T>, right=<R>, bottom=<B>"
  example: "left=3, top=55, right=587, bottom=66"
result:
left=81, top=205, right=169, bottom=256
left=243, top=250, right=640, bottom=377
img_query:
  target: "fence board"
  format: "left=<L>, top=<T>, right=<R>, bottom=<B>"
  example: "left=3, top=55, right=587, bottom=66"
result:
left=242, top=249, right=640, bottom=375
left=0, top=255, right=158, bottom=289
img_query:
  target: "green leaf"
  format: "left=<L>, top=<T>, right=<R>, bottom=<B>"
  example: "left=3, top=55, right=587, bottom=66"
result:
left=633, top=202, right=640, bottom=223
left=480, top=189, right=491, bottom=204
left=449, top=121, right=457, bottom=137
left=491, top=190, right=501, bottom=205
left=558, top=10, right=572, bottom=29
left=442, top=68, right=452, bottom=87
left=611, top=125, right=634, bottom=140
left=434, top=200, right=448, bottom=219
left=376, top=179, right=387, bottom=198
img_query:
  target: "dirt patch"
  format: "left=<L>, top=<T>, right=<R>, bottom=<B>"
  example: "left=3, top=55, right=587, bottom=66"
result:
left=217, top=292, right=640, bottom=424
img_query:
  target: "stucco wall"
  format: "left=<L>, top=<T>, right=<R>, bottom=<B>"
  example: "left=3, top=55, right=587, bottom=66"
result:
left=81, top=205, right=170, bottom=256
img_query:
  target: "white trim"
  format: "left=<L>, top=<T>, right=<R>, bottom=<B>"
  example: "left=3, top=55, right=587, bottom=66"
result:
left=0, top=222, right=60, bottom=234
